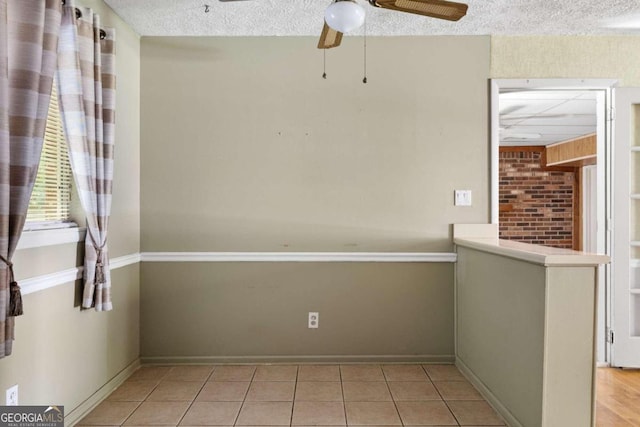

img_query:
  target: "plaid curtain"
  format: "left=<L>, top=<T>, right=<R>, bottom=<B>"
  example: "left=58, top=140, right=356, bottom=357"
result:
left=0, top=0, right=61, bottom=358
left=57, top=0, right=115, bottom=311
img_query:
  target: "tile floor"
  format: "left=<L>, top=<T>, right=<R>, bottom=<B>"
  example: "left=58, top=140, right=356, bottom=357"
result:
left=78, top=364, right=505, bottom=426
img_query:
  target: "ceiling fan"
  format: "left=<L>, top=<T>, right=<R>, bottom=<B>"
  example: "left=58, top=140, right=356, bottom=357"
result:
left=318, top=0, right=468, bottom=49
left=215, top=0, right=468, bottom=49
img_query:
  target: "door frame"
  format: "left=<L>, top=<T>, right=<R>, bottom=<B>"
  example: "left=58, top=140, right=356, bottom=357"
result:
left=612, top=87, right=640, bottom=367
left=490, top=78, right=618, bottom=364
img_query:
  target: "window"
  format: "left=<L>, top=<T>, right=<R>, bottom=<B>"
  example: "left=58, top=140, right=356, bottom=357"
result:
left=25, top=79, right=73, bottom=227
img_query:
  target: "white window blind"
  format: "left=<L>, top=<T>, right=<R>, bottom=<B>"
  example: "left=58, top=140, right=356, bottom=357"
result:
left=26, top=80, right=73, bottom=224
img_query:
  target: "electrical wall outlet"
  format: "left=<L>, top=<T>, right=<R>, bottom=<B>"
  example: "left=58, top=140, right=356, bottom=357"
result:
left=6, top=384, right=18, bottom=406
left=308, top=312, right=319, bottom=328
left=454, top=190, right=472, bottom=206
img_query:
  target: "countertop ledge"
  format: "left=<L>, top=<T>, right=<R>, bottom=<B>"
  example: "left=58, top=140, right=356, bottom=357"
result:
left=454, top=237, right=610, bottom=267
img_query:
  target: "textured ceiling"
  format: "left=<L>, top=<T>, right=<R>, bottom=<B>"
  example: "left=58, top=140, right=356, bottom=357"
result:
left=104, top=0, right=640, bottom=36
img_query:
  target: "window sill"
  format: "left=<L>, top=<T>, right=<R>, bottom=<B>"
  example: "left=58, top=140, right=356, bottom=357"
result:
left=17, top=225, right=86, bottom=250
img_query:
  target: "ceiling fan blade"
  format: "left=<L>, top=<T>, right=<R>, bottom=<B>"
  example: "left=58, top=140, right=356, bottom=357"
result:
left=317, top=22, right=343, bottom=49
left=373, top=0, right=467, bottom=21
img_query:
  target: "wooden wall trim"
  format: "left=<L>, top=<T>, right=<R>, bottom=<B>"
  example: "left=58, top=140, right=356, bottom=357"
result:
left=545, top=133, right=597, bottom=167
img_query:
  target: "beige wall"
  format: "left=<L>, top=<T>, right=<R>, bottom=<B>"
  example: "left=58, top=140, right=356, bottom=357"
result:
left=456, top=245, right=598, bottom=426
left=141, top=36, right=490, bottom=253
left=0, top=0, right=141, bottom=417
left=139, top=36, right=490, bottom=359
left=141, top=262, right=453, bottom=361
left=456, top=247, right=545, bottom=426
left=0, top=266, right=139, bottom=407
left=491, top=36, right=640, bottom=86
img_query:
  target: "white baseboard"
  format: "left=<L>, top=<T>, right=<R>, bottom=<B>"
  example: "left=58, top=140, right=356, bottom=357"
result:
left=140, top=354, right=456, bottom=365
left=456, top=357, right=519, bottom=427
left=65, top=358, right=140, bottom=427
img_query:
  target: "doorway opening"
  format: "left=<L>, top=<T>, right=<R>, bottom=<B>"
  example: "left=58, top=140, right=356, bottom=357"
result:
left=498, top=91, right=597, bottom=251
left=490, top=79, right=616, bottom=365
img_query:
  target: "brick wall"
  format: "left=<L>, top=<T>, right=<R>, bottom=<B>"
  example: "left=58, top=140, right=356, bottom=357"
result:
left=499, top=148, right=575, bottom=249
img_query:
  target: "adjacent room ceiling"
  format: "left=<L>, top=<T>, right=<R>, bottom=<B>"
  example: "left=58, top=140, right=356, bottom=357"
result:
left=499, top=91, right=597, bottom=147
left=104, top=0, right=640, bottom=36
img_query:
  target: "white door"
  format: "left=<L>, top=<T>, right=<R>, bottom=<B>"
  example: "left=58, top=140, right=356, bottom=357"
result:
left=612, top=88, right=640, bottom=368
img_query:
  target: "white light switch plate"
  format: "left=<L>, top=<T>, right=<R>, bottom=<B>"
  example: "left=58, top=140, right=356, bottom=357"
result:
left=454, top=190, right=472, bottom=206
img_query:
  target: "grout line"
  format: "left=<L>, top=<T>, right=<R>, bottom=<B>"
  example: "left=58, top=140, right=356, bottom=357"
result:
left=289, top=366, right=299, bottom=426
left=171, top=367, right=205, bottom=427
left=339, top=364, right=349, bottom=426
left=118, top=366, right=169, bottom=427
left=382, top=367, right=405, bottom=426
left=205, top=365, right=216, bottom=382
left=233, top=365, right=257, bottom=426
left=420, top=364, right=462, bottom=426
left=424, top=365, right=462, bottom=427
left=118, top=400, right=143, bottom=427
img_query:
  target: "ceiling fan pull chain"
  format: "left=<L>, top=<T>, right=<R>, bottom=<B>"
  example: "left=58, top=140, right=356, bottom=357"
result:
left=323, top=49, right=327, bottom=79
left=362, top=19, right=367, bottom=84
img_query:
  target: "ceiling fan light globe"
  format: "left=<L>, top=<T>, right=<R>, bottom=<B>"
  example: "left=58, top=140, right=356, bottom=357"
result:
left=325, top=0, right=366, bottom=33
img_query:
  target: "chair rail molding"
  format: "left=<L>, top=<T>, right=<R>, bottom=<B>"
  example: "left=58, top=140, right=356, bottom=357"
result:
left=139, top=251, right=458, bottom=263
left=20, top=253, right=141, bottom=295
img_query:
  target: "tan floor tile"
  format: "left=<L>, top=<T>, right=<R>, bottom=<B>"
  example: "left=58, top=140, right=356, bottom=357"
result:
left=124, top=401, right=190, bottom=425
left=209, top=366, right=256, bottom=382
left=447, top=401, right=505, bottom=426
left=236, top=402, right=293, bottom=425
left=423, top=365, right=465, bottom=382
left=295, top=382, right=343, bottom=401
left=196, top=382, right=250, bottom=401
left=342, top=382, right=392, bottom=402
left=80, top=401, right=140, bottom=425
left=388, top=381, right=441, bottom=401
left=382, top=365, right=429, bottom=381
left=128, top=367, right=172, bottom=382
left=340, top=365, right=385, bottom=382
left=108, top=381, right=158, bottom=401
left=434, top=381, right=483, bottom=400
left=395, top=401, right=457, bottom=425
left=165, top=366, right=214, bottom=382
left=253, top=365, right=298, bottom=381
left=292, top=401, right=346, bottom=425
left=179, top=401, right=242, bottom=425
left=246, top=381, right=295, bottom=401
left=147, top=381, right=204, bottom=401
left=297, top=365, right=341, bottom=382
left=344, top=402, right=401, bottom=425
